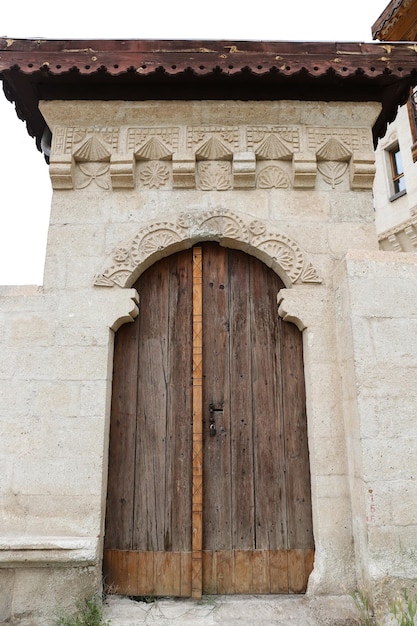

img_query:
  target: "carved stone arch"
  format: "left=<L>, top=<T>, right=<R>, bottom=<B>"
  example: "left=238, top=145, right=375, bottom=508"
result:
left=94, top=209, right=322, bottom=290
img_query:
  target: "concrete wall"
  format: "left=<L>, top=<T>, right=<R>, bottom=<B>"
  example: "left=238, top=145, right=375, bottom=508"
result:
left=1, top=98, right=416, bottom=623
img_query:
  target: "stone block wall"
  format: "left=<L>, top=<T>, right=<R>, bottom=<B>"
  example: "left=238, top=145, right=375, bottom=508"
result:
left=334, top=251, right=417, bottom=601
left=1, top=98, right=416, bottom=622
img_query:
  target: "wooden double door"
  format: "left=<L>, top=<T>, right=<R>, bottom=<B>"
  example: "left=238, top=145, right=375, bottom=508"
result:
left=104, top=243, right=314, bottom=598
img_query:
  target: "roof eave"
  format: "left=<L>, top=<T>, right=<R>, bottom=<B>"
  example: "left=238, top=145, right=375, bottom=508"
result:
left=1, top=38, right=417, bottom=150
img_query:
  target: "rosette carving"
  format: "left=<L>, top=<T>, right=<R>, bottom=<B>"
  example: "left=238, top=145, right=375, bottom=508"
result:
left=251, top=234, right=304, bottom=283
left=257, top=166, right=290, bottom=189
left=197, top=162, right=232, bottom=190
left=130, top=225, right=182, bottom=266
left=139, top=162, right=170, bottom=188
left=198, top=212, right=248, bottom=241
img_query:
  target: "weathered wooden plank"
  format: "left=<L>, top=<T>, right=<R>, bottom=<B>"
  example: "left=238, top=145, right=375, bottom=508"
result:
left=288, top=549, right=308, bottom=593
left=270, top=550, right=289, bottom=593
left=105, top=315, right=139, bottom=550
left=133, top=258, right=170, bottom=551
left=103, top=550, right=139, bottom=596
left=281, top=320, right=314, bottom=551
left=192, top=246, right=203, bottom=599
left=104, top=550, right=194, bottom=597
left=305, top=548, right=315, bottom=581
left=154, top=552, right=181, bottom=596
left=201, top=549, right=298, bottom=594
left=249, top=255, right=287, bottom=551
left=180, top=552, right=192, bottom=597
left=217, top=550, right=235, bottom=594
left=202, top=550, right=216, bottom=594
left=136, top=551, right=154, bottom=596
left=229, top=250, right=255, bottom=551
left=250, top=549, right=270, bottom=593
left=234, top=549, right=252, bottom=593
left=166, top=251, right=193, bottom=552
left=202, top=244, right=232, bottom=552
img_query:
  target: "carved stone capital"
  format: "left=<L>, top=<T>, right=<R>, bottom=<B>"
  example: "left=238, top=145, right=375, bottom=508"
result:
left=292, top=153, right=317, bottom=189
left=110, top=154, right=135, bottom=189
left=172, top=153, right=196, bottom=189
left=349, top=152, right=376, bottom=190
left=49, top=155, right=74, bottom=190
left=233, top=152, right=256, bottom=189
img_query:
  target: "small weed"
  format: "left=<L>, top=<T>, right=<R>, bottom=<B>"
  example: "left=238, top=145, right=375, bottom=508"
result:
left=390, top=589, right=417, bottom=626
left=354, top=588, right=417, bottom=626
left=352, top=589, right=376, bottom=626
left=55, top=595, right=110, bottom=626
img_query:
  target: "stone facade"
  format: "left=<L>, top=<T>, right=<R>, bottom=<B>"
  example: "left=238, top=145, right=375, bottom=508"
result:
left=1, top=98, right=417, bottom=623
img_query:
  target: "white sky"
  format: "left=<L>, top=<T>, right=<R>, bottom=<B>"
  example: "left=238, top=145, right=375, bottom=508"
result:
left=0, top=0, right=389, bottom=284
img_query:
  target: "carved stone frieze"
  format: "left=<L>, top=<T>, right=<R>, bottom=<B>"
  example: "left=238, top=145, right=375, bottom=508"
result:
left=378, top=207, right=417, bottom=252
left=307, top=128, right=372, bottom=154
left=127, top=127, right=179, bottom=155
left=194, top=211, right=249, bottom=240
left=75, top=162, right=111, bottom=190
left=50, top=127, right=119, bottom=190
left=293, top=154, right=317, bottom=189
left=250, top=233, right=304, bottom=283
left=233, top=152, right=256, bottom=189
left=317, top=162, right=349, bottom=188
left=246, top=126, right=300, bottom=154
left=49, top=124, right=375, bottom=191
left=52, top=127, right=119, bottom=155
left=187, top=127, right=239, bottom=154
left=316, top=137, right=352, bottom=189
left=135, top=137, right=173, bottom=161
left=197, top=162, right=232, bottom=190
left=257, top=165, right=290, bottom=189
left=110, top=154, right=135, bottom=189
left=309, top=128, right=375, bottom=190
left=94, top=209, right=322, bottom=288
left=316, top=137, right=353, bottom=162
left=138, top=162, right=171, bottom=188
left=349, top=153, right=377, bottom=190
left=195, top=136, right=233, bottom=161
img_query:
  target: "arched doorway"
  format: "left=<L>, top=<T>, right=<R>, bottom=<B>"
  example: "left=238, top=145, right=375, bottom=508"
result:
left=104, top=243, right=314, bottom=597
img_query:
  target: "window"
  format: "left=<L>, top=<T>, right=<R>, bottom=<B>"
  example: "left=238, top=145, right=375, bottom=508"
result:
left=388, top=145, right=406, bottom=198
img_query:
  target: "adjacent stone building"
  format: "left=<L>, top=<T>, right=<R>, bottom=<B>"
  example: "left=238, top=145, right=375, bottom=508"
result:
left=1, top=38, right=417, bottom=623
left=372, top=0, right=417, bottom=249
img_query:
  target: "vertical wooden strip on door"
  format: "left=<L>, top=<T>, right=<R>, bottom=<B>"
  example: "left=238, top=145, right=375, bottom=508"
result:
left=191, top=246, right=203, bottom=598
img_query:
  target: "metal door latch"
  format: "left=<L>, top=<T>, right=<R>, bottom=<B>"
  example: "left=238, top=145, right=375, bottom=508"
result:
left=209, top=402, right=223, bottom=437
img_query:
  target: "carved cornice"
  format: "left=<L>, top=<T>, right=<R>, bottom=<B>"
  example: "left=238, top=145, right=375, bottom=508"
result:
left=378, top=207, right=417, bottom=252
left=94, top=209, right=322, bottom=289
left=49, top=124, right=375, bottom=192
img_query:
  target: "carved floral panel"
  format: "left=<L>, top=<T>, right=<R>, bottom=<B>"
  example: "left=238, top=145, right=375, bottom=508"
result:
left=94, top=209, right=322, bottom=289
